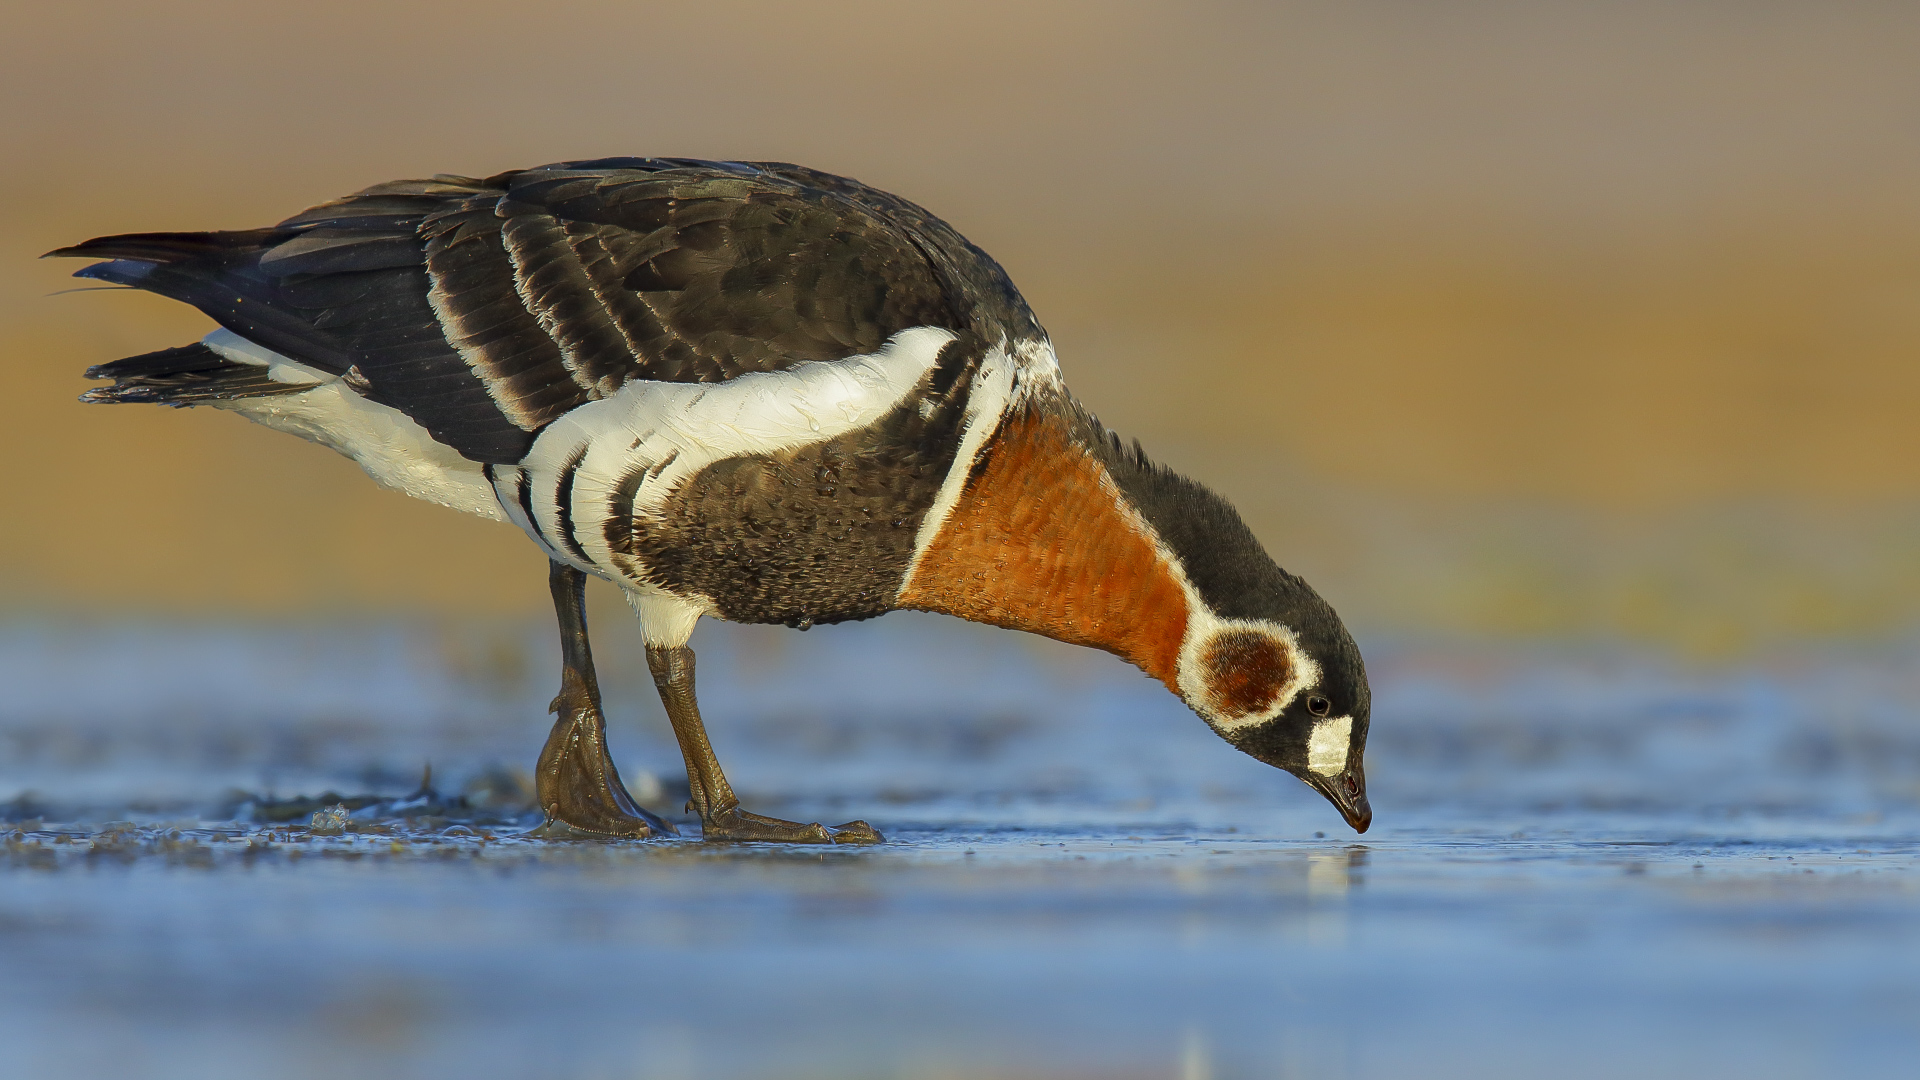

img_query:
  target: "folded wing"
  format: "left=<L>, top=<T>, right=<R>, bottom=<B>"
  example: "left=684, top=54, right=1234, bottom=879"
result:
left=51, top=159, right=1030, bottom=464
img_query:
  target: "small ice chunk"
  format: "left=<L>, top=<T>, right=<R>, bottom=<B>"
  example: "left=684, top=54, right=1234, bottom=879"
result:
left=309, top=804, right=350, bottom=836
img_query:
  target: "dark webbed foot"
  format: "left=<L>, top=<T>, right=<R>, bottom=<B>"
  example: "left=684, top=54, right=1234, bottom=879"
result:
left=534, top=561, right=677, bottom=840
left=698, top=807, right=883, bottom=845
left=532, top=687, right=675, bottom=839
left=647, top=643, right=885, bottom=846
left=529, top=817, right=657, bottom=841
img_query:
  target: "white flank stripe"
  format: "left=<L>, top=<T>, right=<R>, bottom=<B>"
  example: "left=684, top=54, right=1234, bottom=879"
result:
left=520, top=326, right=958, bottom=585
left=201, top=330, right=506, bottom=521
left=489, top=466, right=539, bottom=539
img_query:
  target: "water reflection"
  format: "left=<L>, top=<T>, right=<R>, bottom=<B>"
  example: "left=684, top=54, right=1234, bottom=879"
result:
left=1, top=621, right=1917, bottom=1078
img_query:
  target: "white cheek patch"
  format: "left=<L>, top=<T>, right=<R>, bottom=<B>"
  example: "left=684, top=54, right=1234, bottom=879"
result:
left=1306, top=715, right=1353, bottom=775
left=1178, top=620, right=1320, bottom=733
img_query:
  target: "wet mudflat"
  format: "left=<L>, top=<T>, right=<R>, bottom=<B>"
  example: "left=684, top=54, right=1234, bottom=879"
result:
left=3, top=614, right=1918, bottom=1079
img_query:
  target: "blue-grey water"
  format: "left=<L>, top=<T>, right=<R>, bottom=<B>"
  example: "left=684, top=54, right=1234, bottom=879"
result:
left=2, top=613, right=1917, bottom=1079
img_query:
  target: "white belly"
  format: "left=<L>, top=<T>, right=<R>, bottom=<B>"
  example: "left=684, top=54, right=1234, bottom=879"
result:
left=201, top=329, right=505, bottom=521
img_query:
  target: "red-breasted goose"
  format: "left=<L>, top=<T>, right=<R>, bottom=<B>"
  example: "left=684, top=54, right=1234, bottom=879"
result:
left=52, top=158, right=1371, bottom=841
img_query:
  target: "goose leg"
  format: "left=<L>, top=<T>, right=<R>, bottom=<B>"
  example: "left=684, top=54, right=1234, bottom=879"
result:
left=646, top=644, right=882, bottom=844
left=531, top=561, right=676, bottom=838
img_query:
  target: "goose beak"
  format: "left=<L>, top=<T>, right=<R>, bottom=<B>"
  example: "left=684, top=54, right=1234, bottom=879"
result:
left=1306, top=765, right=1371, bottom=834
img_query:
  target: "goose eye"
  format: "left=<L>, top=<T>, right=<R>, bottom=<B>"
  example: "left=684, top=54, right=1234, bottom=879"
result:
left=1307, top=695, right=1331, bottom=717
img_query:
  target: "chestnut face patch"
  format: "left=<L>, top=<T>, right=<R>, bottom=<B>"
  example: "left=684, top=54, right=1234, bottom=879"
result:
left=1200, top=629, right=1292, bottom=721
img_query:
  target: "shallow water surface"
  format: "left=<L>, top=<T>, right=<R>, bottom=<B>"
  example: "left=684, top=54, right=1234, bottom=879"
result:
left=2, top=616, right=1917, bottom=1079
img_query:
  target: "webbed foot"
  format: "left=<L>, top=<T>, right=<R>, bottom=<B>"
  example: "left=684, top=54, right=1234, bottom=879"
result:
left=698, top=807, right=883, bottom=845
left=534, top=698, right=677, bottom=839
left=647, top=642, right=883, bottom=846
left=534, top=560, right=677, bottom=840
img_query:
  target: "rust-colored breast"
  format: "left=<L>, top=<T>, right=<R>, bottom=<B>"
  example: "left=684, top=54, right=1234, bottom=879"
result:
left=899, top=411, right=1190, bottom=690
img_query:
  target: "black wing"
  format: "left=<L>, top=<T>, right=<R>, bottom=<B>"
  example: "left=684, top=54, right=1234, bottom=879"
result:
left=50, top=159, right=1039, bottom=464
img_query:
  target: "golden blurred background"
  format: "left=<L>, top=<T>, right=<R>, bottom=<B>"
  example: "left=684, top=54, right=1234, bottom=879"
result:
left=7, top=2, right=1920, bottom=650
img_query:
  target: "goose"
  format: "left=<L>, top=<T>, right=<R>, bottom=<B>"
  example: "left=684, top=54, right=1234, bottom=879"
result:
left=52, top=157, right=1371, bottom=841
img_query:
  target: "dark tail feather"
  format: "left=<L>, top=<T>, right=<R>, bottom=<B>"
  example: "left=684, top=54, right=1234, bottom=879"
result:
left=49, top=230, right=356, bottom=373
left=44, top=229, right=287, bottom=263
left=81, top=344, right=310, bottom=407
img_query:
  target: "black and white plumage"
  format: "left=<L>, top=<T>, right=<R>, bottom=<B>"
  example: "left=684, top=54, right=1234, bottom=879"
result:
left=57, top=158, right=1372, bottom=840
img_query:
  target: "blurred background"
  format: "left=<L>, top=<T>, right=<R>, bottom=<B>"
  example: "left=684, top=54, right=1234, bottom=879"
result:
left=8, top=7, right=1920, bottom=1079
left=8, top=1, right=1920, bottom=652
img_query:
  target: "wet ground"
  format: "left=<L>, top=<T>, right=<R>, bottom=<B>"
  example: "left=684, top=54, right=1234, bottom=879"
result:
left=3, top=613, right=1918, bottom=1079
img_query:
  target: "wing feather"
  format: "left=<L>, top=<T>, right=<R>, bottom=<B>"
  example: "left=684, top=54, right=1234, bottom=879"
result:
left=499, top=211, right=640, bottom=396
left=51, top=158, right=1042, bottom=466
left=420, top=199, right=587, bottom=431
